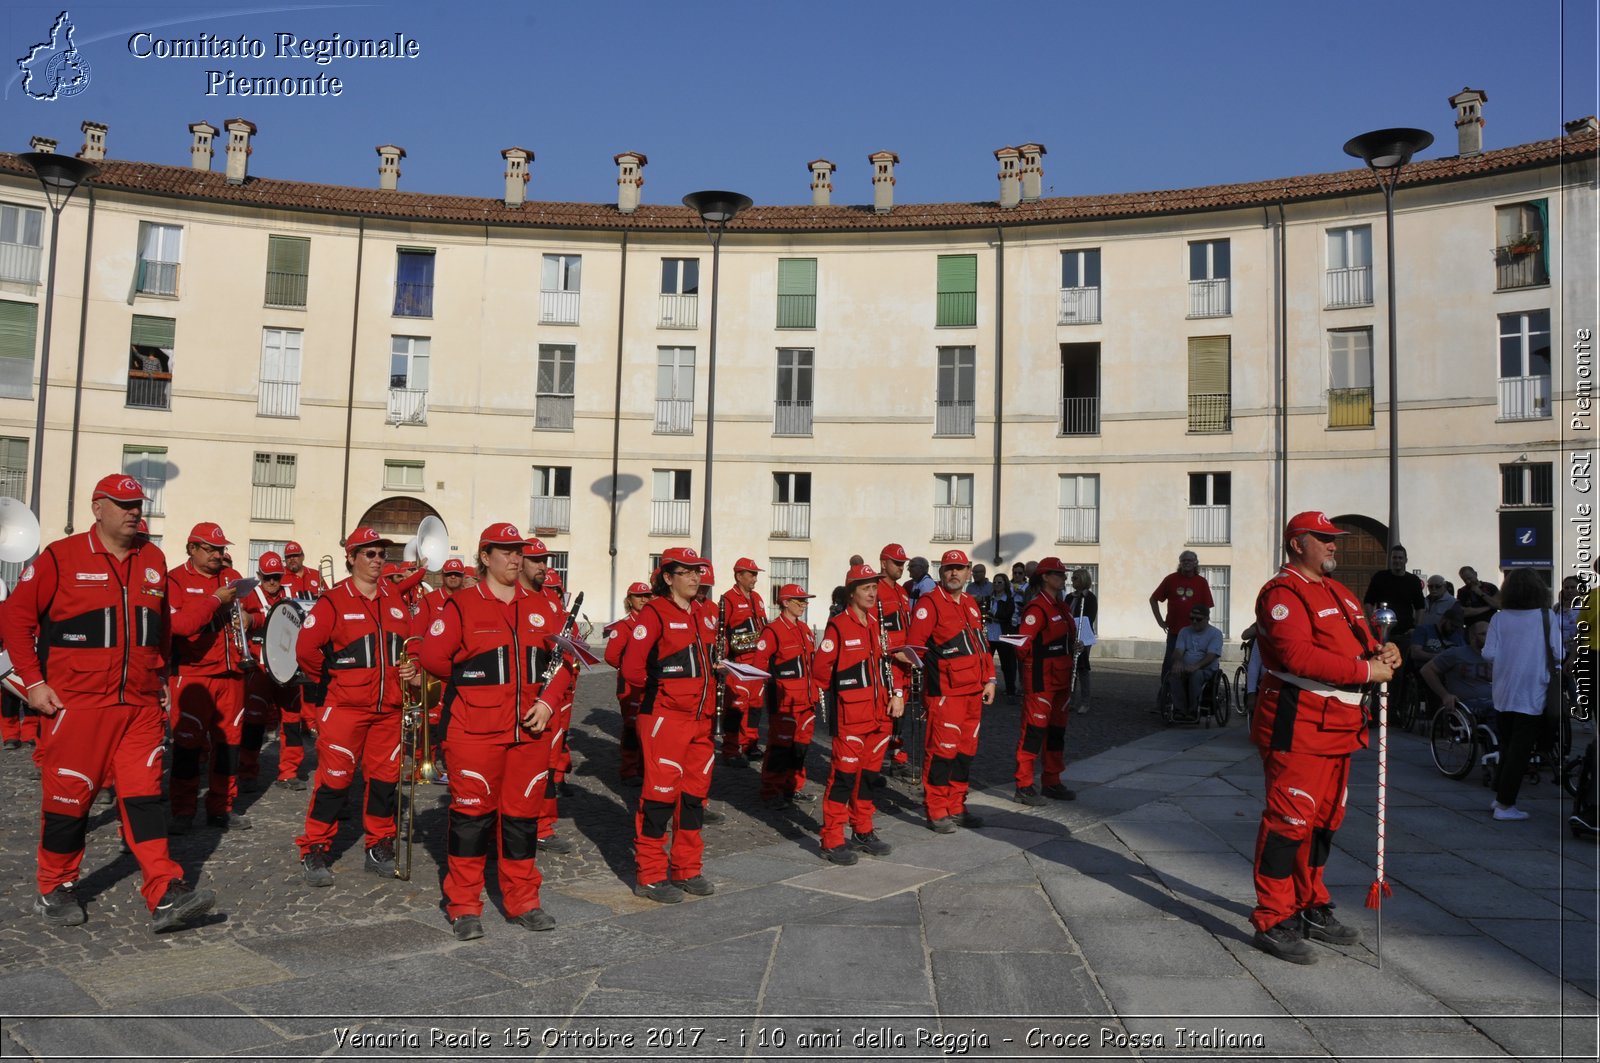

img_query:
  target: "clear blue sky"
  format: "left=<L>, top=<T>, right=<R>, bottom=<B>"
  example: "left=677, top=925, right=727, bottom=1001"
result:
left=4, top=0, right=1596, bottom=207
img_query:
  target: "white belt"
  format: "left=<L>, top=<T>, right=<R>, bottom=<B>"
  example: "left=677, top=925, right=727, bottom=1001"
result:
left=1268, top=669, right=1366, bottom=706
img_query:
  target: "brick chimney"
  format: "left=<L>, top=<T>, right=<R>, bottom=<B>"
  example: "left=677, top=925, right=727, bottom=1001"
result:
left=188, top=121, right=217, bottom=172
left=224, top=118, right=256, bottom=184
left=28, top=136, right=56, bottom=154
left=78, top=120, right=106, bottom=161
left=869, top=150, right=899, bottom=214
left=995, top=146, right=1020, bottom=208
left=1018, top=142, right=1046, bottom=202
left=1449, top=87, right=1487, bottom=156
left=614, top=151, right=647, bottom=214
left=1566, top=116, right=1599, bottom=135
left=377, top=144, right=405, bottom=190
left=809, top=159, right=836, bottom=206
left=502, top=146, right=532, bottom=207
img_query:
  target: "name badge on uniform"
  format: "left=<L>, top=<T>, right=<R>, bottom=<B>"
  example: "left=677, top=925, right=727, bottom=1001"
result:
left=75, top=572, right=109, bottom=581
left=343, top=613, right=365, bottom=620
left=845, top=639, right=861, bottom=647
left=669, top=622, right=688, bottom=630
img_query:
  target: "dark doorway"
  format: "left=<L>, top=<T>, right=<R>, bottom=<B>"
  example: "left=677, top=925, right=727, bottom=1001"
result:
left=1331, top=514, right=1388, bottom=602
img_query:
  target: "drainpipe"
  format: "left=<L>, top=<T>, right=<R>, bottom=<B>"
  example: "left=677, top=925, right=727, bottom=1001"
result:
left=63, top=186, right=97, bottom=534
left=338, top=217, right=366, bottom=540
left=608, top=230, right=630, bottom=619
left=1275, top=201, right=1288, bottom=548
left=990, top=226, right=1004, bottom=565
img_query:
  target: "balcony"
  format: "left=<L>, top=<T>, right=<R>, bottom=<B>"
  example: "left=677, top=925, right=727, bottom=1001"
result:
left=933, top=504, right=973, bottom=542
left=771, top=502, right=811, bottom=540
left=535, top=394, right=574, bottom=431
left=658, top=293, right=699, bottom=329
left=540, top=289, right=579, bottom=325
left=1187, top=392, right=1231, bottom=433
left=393, top=281, right=432, bottom=317
left=1324, top=266, right=1373, bottom=308
left=265, top=271, right=308, bottom=308
left=251, top=484, right=293, bottom=522
left=1057, top=506, right=1098, bottom=544
left=1188, top=504, right=1231, bottom=545
left=0, top=241, right=41, bottom=284
left=934, top=399, right=975, bottom=437
left=257, top=379, right=299, bottom=418
left=1060, top=395, right=1099, bottom=436
left=530, top=495, right=571, bottom=534
left=136, top=259, right=179, bottom=297
left=651, top=498, right=691, bottom=536
left=1057, top=286, right=1101, bottom=325
left=1327, top=386, right=1373, bottom=428
left=1499, top=375, right=1552, bottom=421
left=773, top=399, right=812, bottom=437
left=1188, top=278, right=1230, bottom=318
left=654, top=398, right=693, bottom=435
left=0, top=469, right=24, bottom=498
left=1495, top=243, right=1548, bottom=290
left=387, top=387, right=428, bottom=426
left=126, top=371, right=171, bottom=410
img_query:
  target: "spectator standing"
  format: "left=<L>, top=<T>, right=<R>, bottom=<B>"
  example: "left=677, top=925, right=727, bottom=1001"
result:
left=967, top=564, right=994, bottom=609
left=1362, top=544, right=1425, bottom=642
left=905, top=557, right=936, bottom=602
left=988, top=574, right=1022, bottom=697
left=1457, top=566, right=1501, bottom=624
left=1482, top=569, right=1565, bottom=821
left=1149, top=551, right=1214, bottom=677
left=1067, top=569, right=1098, bottom=714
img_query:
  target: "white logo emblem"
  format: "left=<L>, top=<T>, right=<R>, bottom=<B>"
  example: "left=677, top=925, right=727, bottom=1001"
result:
left=389, top=607, right=404, bottom=620
left=632, top=624, right=647, bottom=640
left=303, top=613, right=317, bottom=630
left=757, top=639, right=768, bottom=651
left=820, top=638, right=834, bottom=652
left=19, top=565, right=33, bottom=583
left=1023, top=615, right=1037, bottom=627
left=530, top=613, right=546, bottom=628
left=428, top=619, right=445, bottom=637
left=915, top=607, right=928, bottom=620
left=145, top=567, right=161, bottom=584
left=1270, top=604, right=1289, bottom=621
left=704, top=617, right=716, bottom=630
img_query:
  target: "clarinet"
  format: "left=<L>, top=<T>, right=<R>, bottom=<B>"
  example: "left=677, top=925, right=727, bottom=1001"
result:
left=709, top=595, right=728, bottom=744
left=877, top=601, right=896, bottom=695
left=538, top=590, right=584, bottom=687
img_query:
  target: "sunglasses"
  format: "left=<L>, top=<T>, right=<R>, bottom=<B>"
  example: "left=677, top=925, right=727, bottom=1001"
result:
left=262, top=574, right=282, bottom=581
left=355, top=548, right=385, bottom=559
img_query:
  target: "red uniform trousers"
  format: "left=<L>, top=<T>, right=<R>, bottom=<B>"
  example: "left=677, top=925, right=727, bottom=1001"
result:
left=924, top=693, right=983, bottom=821
left=240, top=673, right=305, bottom=783
left=1250, top=747, right=1351, bottom=932
left=37, top=700, right=183, bottom=911
left=442, top=735, right=552, bottom=920
left=759, top=693, right=815, bottom=799
left=617, top=687, right=643, bottom=782
left=2, top=691, right=41, bottom=750
left=537, top=696, right=574, bottom=840
left=821, top=707, right=890, bottom=848
left=296, top=703, right=402, bottom=855
left=634, top=706, right=715, bottom=885
left=169, top=674, right=246, bottom=819
left=721, top=673, right=766, bottom=756
left=1014, top=687, right=1071, bottom=789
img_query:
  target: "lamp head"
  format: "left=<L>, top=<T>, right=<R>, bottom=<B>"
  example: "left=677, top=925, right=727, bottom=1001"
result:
left=1343, top=128, right=1434, bottom=173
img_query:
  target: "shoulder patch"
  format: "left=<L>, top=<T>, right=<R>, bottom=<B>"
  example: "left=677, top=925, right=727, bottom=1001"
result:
left=19, top=565, right=32, bottom=583
left=1023, top=614, right=1038, bottom=627
left=632, top=624, right=647, bottom=640
left=428, top=618, right=445, bottom=637
left=145, top=567, right=161, bottom=585
left=302, top=613, right=317, bottom=630
left=1270, top=603, right=1290, bottom=621
left=757, top=638, right=768, bottom=651
left=915, top=607, right=928, bottom=621
left=530, top=613, right=546, bottom=628
left=820, top=638, right=834, bottom=653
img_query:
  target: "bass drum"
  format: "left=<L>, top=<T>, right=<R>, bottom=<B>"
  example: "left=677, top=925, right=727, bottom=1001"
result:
left=262, top=598, right=310, bottom=685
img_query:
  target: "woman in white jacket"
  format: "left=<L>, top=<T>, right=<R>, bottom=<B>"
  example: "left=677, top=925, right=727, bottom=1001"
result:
left=1482, top=569, right=1565, bottom=821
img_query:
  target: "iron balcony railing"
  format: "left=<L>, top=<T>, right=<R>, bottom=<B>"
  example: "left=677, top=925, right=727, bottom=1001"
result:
left=387, top=387, right=428, bottom=425
left=139, top=481, right=167, bottom=517
left=932, top=504, right=973, bottom=542
left=265, top=270, right=309, bottom=308
left=658, top=293, right=699, bottom=329
left=1057, top=286, right=1101, bottom=324
left=773, top=399, right=812, bottom=436
left=651, top=499, right=691, bottom=536
left=136, top=259, right=179, bottom=296
left=0, top=242, right=41, bottom=284
left=1188, top=505, right=1231, bottom=545
left=1059, top=395, right=1099, bottom=436
left=1187, top=392, right=1231, bottom=433
left=257, top=379, right=299, bottom=418
left=126, top=372, right=171, bottom=410
left=1188, top=278, right=1230, bottom=318
left=654, top=398, right=694, bottom=435
left=535, top=394, right=575, bottom=431
left=251, top=485, right=293, bottom=522
left=1057, top=506, right=1098, bottom=544
left=934, top=399, right=975, bottom=437
left=1327, top=387, right=1373, bottom=428
left=771, top=502, right=811, bottom=539
left=529, top=495, right=571, bottom=533
left=540, top=289, right=580, bottom=325
left=1498, top=375, right=1551, bottom=421
left=1494, top=249, right=1548, bottom=290
left=1324, top=266, right=1373, bottom=308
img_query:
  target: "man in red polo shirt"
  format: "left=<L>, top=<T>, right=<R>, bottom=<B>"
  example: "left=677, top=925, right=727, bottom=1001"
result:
left=281, top=541, right=325, bottom=600
left=1149, top=550, right=1214, bottom=685
left=719, top=557, right=768, bottom=764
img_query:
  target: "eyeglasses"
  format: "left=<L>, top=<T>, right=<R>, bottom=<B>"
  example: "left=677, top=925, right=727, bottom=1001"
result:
left=355, top=548, right=385, bottom=559
left=262, top=574, right=282, bottom=581
left=1309, top=533, right=1337, bottom=544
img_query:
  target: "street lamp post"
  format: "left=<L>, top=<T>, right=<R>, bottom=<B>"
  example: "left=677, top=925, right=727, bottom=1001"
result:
left=17, top=152, right=98, bottom=521
left=1342, top=128, right=1433, bottom=552
left=682, top=190, right=752, bottom=561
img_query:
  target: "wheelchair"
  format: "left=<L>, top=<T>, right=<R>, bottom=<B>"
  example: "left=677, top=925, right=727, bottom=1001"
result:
left=1159, top=667, right=1232, bottom=728
left=1429, top=699, right=1574, bottom=788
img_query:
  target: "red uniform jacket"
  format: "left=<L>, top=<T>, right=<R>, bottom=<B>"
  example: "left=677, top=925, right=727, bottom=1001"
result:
left=416, top=582, right=574, bottom=743
left=409, top=585, right=456, bottom=641
left=1018, top=592, right=1076, bottom=693
left=719, top=586, right=766, bottom=660
left=813, top=608, right=890, bottom=720
left=294, top=578, right=414, bottom=711
left=751, top=614, right=816, bottom=708
left=906, top=587, right=995, bottom=697
left=1253, top=565, right=1381, bottom=756
left=167, top=561, right=242, bottom=677
left=605, top=610, right=642, bottom=698
left=618, top=596, right=717, bottom=717
left=876, top=577, right=912, bottom=686
left=0, top=529, right=170, bottom=705
left=282, top=567, right=325, bottom=599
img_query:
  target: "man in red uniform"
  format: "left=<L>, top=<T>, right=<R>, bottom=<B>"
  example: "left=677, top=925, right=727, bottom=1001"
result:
left=906, top=548, right=996, bottom=833
left=2, top=474, right=214, bottom=931
left=416, top=557, right=466, bottom=617
left=617, top=546, right=719, bottom=903
left=719, top=558, right=768, bottom=764
left=813, top=565, right=902, bottom=863
left=418, top=523, right=574, bottom=940
left=281, top=541, right=325, bottom=599
left=516, top=538, right=577, bottom=854
left=294, top=526, right=418, bottom=885
left=875, top=543, right=917, bottom=783
left=239, top=551, right=306, bottom=791
left=1250, top=511, right=1399, bottom=964
left=1149, top=550, right=1214, bottom=682
left=751, top=583, right=818, bottom=806
left=604, top=581, right=654, bottom=786
left=1013, top=557, right=1078, bottom=805
left=168, top=522, right=252, bottom=832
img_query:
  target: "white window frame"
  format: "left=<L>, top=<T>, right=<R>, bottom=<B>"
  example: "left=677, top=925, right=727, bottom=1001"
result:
left=258, top=327, right=303, bottom=418
left=1057, top=473, right=1099, bottom=544
left=0, top=203, right=44, bottom=284
left=136, top=222, right=182, bottom=295
left=383, top=459, right=425, bottom=492
left=529, top=465, right=572, bottom=532
left=123, top=445, right=168, bottom=517
left=251, top=452, right=296, bottom=522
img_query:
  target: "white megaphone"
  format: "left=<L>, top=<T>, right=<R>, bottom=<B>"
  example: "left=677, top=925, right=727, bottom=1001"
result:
left=0, top=497, right=40, bottom=565
left=402, top=536, right=419, bottom=564
left=412, top=516, right=449, bottom=571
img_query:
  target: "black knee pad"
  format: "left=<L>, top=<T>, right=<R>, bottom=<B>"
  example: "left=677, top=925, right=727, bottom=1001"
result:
left=281, top=721, right=304, bottom=746
left=240, top=723, right=266, bottom=751
left=501, top=814, right=540, bottom=861
left=1021, top=725, right=1046, bottom=754
left=678, top=792, right=705, bottom=831
left=641, top=798, right=674, bottom=839
left=951, top=752, right=973, bottom=784
left=1309, top=827, right=1335, bottom=869
left=213, top=743, right=240, bottom=777
left=449, top=809, right=494, bottom=858
left=120, top=793, right=167, bottom=844
left=764, top=745, right=791, bottom=774
left=827, top=771, right=859, bottom=805
left=927, top=756, right=955, bottom=788
left=793, top=744, right=809, bottom=771
left=545, top=771, right=560, bottom=798
left=744, top=707, right=762, bottom=729
left=41, top=811, right=88, bottom=856
left=366, top=779, right=398, bottom=821
left=1259, top=830, right=1300, bottom=879
left=170, top=746, right=202, bottom=781
left=1046, top=725, right=1066, bottom=752
left=621, top=726, right=640, bottom=752
left=309, top=783, right=347, bottom=825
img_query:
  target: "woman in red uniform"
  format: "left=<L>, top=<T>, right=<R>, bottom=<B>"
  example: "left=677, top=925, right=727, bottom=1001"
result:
left=813, top=564, right=903, bottom=865
left=1012, top=557, right=1079, bottom=805
left=417, top=523, right=573, bottom=941
left=751, top=584, right=818, bottom=806
left=603, top=581, right=653, bottom=786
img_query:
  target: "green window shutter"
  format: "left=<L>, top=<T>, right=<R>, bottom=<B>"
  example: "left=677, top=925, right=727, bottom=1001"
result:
left=936, top=254, right=978, bottom=327
left=776, top=259, right=817, bottom=328
left=130, top=315, right=176, bottom=349
left=0, top=301, right=38, bottom=398
left=1187, top=336, right=1231, bottom=432
left=265, top=236, right=310, bottom=307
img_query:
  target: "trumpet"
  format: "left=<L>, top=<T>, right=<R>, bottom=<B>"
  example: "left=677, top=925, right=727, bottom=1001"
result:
left=396, top=657, right=442, bottom=881
left=225, top=597, right=259, bottom=672
left=728, top=629, right=760, bottom=655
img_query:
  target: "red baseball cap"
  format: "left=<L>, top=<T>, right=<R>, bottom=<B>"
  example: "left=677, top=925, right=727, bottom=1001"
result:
left=879, top=543, right=909, bottom=563
left=93, top=474, right=148, bottom=503
left=381, top=562, right=407, bottom=578
left=700, top=563, right=716, bottom=587
left=522, top=536, right=550, bottom=559
left=776, top=583, right=814, bottom=602
left=626, top=581, right=652, bottom=596
left=187, top=522, right=232, bottom=548
left=1035, top=556, right=1067, bottom=576
left=283, top=541, right=305, bottom=557
left=733, top=557, right=762, bottom=574
left=660, top=546, right=708, bottom=571
left=135, top=519, right=149, bottom=534
left=441, top=558, right=467, bottom=574
left=1284, top=511, right=1348, bottom=542
left=257, top=551, right=285, bottom=576
left=479, top=523, right=524, bottom=551
left=939, top=549, right=971, bottom=569
left=345, top=527, right=395, bottom=552
left=845, top=563, right=879, bottom=586
left=544, top=570, right=564, bottom=589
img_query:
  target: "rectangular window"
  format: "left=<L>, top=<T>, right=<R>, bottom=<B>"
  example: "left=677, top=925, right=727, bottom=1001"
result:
left=1502, top=463, right=1554, bottom=507
left=1187, top=239, right=1230, bottom=317
left=933, top=472, right=974, bottom=542
left=123, top=445, right=168, bottom=516
left=393, top=248, right=434, bottom=317
left=388, top=335, right=430, bottom=425
left=383, top=459, right=424, bottom=491
left=936, top=254, right=978, bottom=327
left=136, top=222, right=182, bottom=296
left=128, top=315, right=175, bottom=410
left=772, top=471, right=811, bottom=539
left=530, top=465, right=572, bottom=532
left=774, top=348, right=813, bottom=436
left=0, top=299, right=38, bottom=399
left=251, top=452, right=296, bottom=522
left=540, top=253, right=581, bottom=325
left=935, top=346, right=976, bottom=436
left=1058, top=249, right=1102, bottom=324
left=535, top=344, right=576, bottom=431
left=651, top=469, right=692, bottom=536
left=1325, top=226, right=1373, bottom=308
left=248, top=539, right=288, bottom=575
left=1187, top=336, right=1231, bottom=432
left=769, top=557, right=810, bottom=619
left=1059, top=343, right=1100, bottom=435
left=659, top=258, right=700, bottom=329
left=545, top=551, right=570, bottom=589
left=776, top=258, right=817, bottom=329
left=1495, top=199, right=1549, bottom=289
left=1188, top=472, right=1231, bottom=545
left=258, top=328, right=302, bottom=418
left=265, top=235, right=310, bottom=308
left=1498, top=310, right=1552, bottom=421
left=1327, top=328, right=1374, bottom=428
left=0, top=203, right=44, bottom=284
left=1198, top=564, right=1231, bottom=639
left=655, top=346, right=695, bottom=434
left=1057, top=474, right=1099, bottom=544
left=0, top=436, right=27, bottom=500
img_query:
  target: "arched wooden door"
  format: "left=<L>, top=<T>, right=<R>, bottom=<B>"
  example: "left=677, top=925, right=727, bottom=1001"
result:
left=355, top=496, right=442, bottom=548
left=1331, top=514, right=1388, bottom=601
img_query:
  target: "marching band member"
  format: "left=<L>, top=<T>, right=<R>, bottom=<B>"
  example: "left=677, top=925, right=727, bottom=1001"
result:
left=417, top=557, right=467, bottom=616
left=603, top=581, right=654, bottom=786
left=875, top=543, right=916, bottom=783
left=518, top=539, right=576, bottom=855
left=905, top=548, right=996, bottom=833
left=719, top=558, right=768, bottom=764
left=281, top=541, right=325, bottom=599
left=167, top=521, right=251, bottom=832
left=812, top=564, right=902, bottom=864
left=1012, top=556, right=1078, bottom=805
left=750, top=583, right=818, bottom=806
left=0, top=568, right=41, bottom=752
left=417, top=523, right=574, bottom=940
left=1, top=473, right=214, bottom=931
left=617, top=546, right=719, bottom=903
left=238, top=551, right=306, bottom=791
left=293, top=527, right=417, bottom=885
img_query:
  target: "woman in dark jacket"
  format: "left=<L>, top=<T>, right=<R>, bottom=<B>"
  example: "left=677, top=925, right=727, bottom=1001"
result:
left=1067, top=569, right=1098, bottom=714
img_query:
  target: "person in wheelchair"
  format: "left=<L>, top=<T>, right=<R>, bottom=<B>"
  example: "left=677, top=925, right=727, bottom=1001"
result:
left=1167, top=607, right=1222, bottom=721
left=1420, top=620, right=1493, bottom=718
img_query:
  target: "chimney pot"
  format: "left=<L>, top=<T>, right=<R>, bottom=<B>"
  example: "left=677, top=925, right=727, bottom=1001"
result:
left=614, top=150, right=647, bottom=214
left=28, top=136, right=57, bottom=155
left=224, top=118, right=256, bottom=184
left=78, top=120, right=106, bottom=162
left=995, top=146, right=1021, bottom=209
left=1449, top=86, right=1487, bottom=156
left=1565, top=116, right=1599, bottom=135
left=1018, top=142, right=1047, bottom=202
left=188, top=121, right=217, bottom=172
left=868, top=150, right=899, bottom=215
left=376, top=144, right=405, bottom=191
left=808, top=159, right=836, bottom=207
left=502, top=146, right=533, bottom=207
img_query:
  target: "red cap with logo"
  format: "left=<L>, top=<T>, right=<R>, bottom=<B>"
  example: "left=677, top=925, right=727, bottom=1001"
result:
left=626, top=581, right=652, bottom=597
left=345, top=527, right=395, bottom=552
left=478, top=523, right=524, bottom=551
left=187, top=522, right=232, bottom=548
left=700, top=563, right=716, bottom=588
left=733, top=557, right=762, bottom=574
left=381, top=562, right=406, bottom=578
left=92, top=474, right=148, bottom=503
left=845, top=563, right=879, bottom=586
left=1035, top=556, right=1067, bottom=576
left=659, top=546, right=708, bottom=571
left=441, top=558, right=467, bottom=574
left=939, top=549, right=971, bottom=569
left=135, top=519, right=149, bottom=535
left=544, top=570, right=563, bottom=589
left=283, top=541, right=304, bottom=557
left=257, top=551, right=285, bottom=576
left=879, top=543, right=909, bottom=563
left=521, top=536, right=549, bottom=559
left=776, top=583, right=814, bottom=602
left=1284, top=511, right=1348, bottom=542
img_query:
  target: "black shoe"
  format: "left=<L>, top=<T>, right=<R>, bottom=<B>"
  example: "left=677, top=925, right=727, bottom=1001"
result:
left=538, top=834, right=574, bottom=855
left=744, top=744, right=765, bottom=760
left=2, top=739, right=21, bottom=751
left=35, top=884, right=86, bottom=926
left=1300, top=904, right=1361, bottom=945
left=632, top=880, right=683, bottom=904
left=792, top=789, right=817, bottom=804
left=451, top=914, right=484, bottom=941
left=722, top=753, right=747, bottom=767
left=1013, top=786, right=1045, bottom=807
left=205, top=812, right=252, bottom=831
left=927, top=817, right=957, bottom=835
left=763, top=794, right=798, bottom=810
left=955, top=810, right=985, bottom=829
left=302, top=847, right=334, bottom=887
left=364, top=839, right=397, bottom=877
left=700, top=806, right=727, bottom=825
left=168, top=814, right=195, bottom=836
left=1253, top=919, right=1318, bottom=965
left=508, top=908, right=556, bottom=931
left=670, top=875, right=715, bottom=896
left=850, top=830, right=892, bottom=856
left=273, top=777, right=308, bottom=791
left=150, top=880, right=215, bottom=933
left=820, top=844, right=859, bottom=865
left=1041, top=783, right=1077, bottom=801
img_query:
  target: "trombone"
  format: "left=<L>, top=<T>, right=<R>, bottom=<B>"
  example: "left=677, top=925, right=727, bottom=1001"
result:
left=396, top=659, right=442, bottom=881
